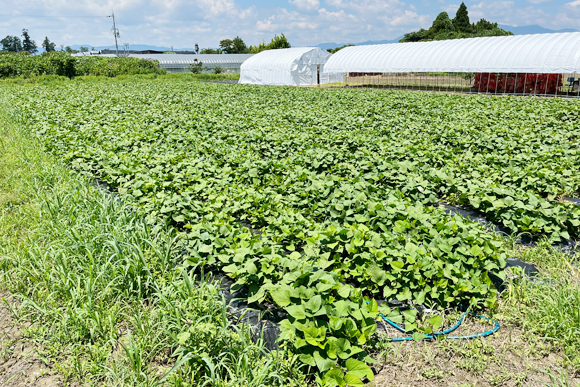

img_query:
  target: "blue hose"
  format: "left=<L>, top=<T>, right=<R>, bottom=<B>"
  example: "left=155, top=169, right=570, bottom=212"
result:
left=373, top=306, right=500, bottom=341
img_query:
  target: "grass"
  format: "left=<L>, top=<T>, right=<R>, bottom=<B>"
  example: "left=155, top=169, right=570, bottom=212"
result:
left=0, top=97, right=305, bottom=386
left=501, top=239, right=580, bottom=370
left=0, top=76, right=579, bottom=386
left=0, top=72, right=240, bottom=86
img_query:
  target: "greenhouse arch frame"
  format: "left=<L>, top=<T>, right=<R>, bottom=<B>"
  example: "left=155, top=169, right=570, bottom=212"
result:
left=321, top=32, right=580, bottom=97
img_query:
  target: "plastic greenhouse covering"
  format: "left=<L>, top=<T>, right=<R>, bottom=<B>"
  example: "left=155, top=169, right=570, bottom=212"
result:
left=322, top=32, right=580, bottom=80
left=73, top=53, right=254, bottom=73
left=239, top=47, right=331, bottom=86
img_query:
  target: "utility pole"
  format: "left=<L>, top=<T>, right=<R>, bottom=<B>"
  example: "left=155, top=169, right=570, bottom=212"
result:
left=107, top=12, right=120, bottom=57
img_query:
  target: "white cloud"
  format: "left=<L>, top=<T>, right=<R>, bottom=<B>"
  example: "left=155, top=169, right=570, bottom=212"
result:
left=289, top=0, right=320, bottom=11
left=0, top=0, right=575, bottom=52
left=256, top=17, right=277, bottom=31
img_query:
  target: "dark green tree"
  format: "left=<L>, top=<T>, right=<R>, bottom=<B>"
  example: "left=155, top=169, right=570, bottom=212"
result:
left=218, top=39, right=234, bottom=53
left=42, top=36, right=56, bottom=52
left=400, top=4, right=512, bottom=43
left=327, top=44, right=355, bottom=54
left=189, top=59, right=204, bottom=73
left=268, top=34, right=291, bottom=49
left=432, top=12, right=454, bottom=33
left=64, top=46, right=73, bottom=53
left=21, top=29, right=37, bottom=54
left=80, top=46, right=89, bottom=52
left=231, top=36, right=249, bottom=53
left=1, top=35, right=23, bottom=52
left=474, top=18, right=497, bottom=31
left=453, top=2, right=472, bottom=33
left=400, top=28, right=429, bottom=43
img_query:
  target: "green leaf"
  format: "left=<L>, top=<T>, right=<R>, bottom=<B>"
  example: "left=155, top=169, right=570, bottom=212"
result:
left=367, top=263, right=387, bottom=286
left=427, top=314, right=444, bottom=330
left=345, top=358, right=373, bottom=380
left=286, top=305, right=306, bottom=320
left=313, top=350, right=336, bottom=373
left=323, top=369, right=345, bottom=387
left=270, top=287, right=292, bottom=307
left=304, top=295, right=322, bottom=314
left=337, top=285, right=351, bottom=299
left=390, top=261, right=405, bottom=271
left=304, top=326, right=326, bottom=347
left=329, top=316, right=344, bottom=331
left=333, top=300, right=351, bottom=317
left=344, top=374, right=364, bottom=387
left=198, top=244, right=213, bottom=253
left=412, top=332, right=427, bottom=341
left=299, top=354, right=316, bottom=366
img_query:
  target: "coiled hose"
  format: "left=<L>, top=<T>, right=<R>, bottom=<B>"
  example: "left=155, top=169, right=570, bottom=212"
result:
left=367, top=301, right=500, bottom=341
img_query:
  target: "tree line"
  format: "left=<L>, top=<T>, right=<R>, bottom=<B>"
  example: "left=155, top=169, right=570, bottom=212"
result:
left=1, top=29, right=96, bottom=55
left=201, top=34, right=291, bottom=54
left=400, top=2, right=512, bottom=42
left=324, top=3, right=511, bottom=54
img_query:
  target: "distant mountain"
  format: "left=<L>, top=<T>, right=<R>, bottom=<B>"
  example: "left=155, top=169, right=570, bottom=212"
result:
left=66, top=44, right=198, bottom=52
left=64, top=25, right=579, bottom=54
left=316, top=37, right=403, bottom=50
left=315, top=25, right=580, bottom=51
left=498, top=24, right=578, bottom=35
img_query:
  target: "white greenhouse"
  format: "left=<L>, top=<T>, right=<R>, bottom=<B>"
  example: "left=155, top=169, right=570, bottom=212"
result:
left=133, top=54, right=254, bottom=73
left=321, top=32, right=580, bottom=97
left=73, top=53, right=254, bottom=73
left=239, top=47, right=332, bottom=86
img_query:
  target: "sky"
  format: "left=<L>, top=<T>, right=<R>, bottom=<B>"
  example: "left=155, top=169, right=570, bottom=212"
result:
left=0, top=0, right=579, bottom=49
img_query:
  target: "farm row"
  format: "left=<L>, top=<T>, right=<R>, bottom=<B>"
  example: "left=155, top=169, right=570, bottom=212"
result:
left=7, top=80, right=580, bottom=384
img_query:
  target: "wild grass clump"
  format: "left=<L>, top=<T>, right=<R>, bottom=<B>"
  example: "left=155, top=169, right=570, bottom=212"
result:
left=501, top=239, right=580, bottom=370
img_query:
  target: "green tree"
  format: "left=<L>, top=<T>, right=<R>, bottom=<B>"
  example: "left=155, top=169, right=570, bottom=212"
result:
left=248, top=40, right=268, bottom=53
left=231, top=36, right=249, bottom=53
left=42, top=37, right=56, bottom=52
left=399, top=4, right=512, bottom=43
left=453, top=2, right=472, bottom=33
left=432, top=12, right=454, bottom=33
left=327, top=44, right=355, bottom=54
left=80, top=46, right=89, bottom=53
left=200, top=48, right=221, bottom=54
left=219, top=39, right=234, bottom=53
left=21, top=29, right=37, bottom=54
left=189, top=59, right=204, bottom=74
left=1, top=35, right=23, bottom=52
left=64, top=46, right=73, bottom=53
left=268, top=33, right=291, bottom=49
left=248, top=34, right=292, bottom=53
left=474, top=18, right=497, bottom=32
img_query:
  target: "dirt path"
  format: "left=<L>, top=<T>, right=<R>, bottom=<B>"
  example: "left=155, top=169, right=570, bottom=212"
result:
left=0, top=293, right=63, bottom=387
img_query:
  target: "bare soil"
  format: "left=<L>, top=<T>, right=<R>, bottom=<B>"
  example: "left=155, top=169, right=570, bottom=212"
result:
left=370, top=323, right=580, bottom=387
left=0, top=293, right=63, bottom=387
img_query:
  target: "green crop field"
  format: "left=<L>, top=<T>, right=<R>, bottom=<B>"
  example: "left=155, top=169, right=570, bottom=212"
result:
left=2, top=78, right=580, bottom=386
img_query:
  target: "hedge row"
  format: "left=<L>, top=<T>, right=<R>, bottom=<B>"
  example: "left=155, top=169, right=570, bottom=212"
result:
left=0, top=51, right=166, bottom=78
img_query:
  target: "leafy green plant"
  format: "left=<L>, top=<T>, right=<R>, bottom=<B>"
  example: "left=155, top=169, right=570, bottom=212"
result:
left=4, top=78, right=580, bottom=385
